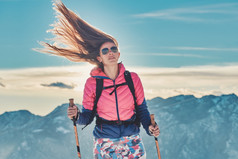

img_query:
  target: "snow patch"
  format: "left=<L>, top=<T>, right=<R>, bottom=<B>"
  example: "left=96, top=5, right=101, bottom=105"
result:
left=20, top=141, right=30, bottom=150
left=227, top=150, right=238, bottom=158
left=32, top=129, right=43, bottom=133
left=56, top=126, right=70, bottom=134
left=53, top=116, right=66, bottom=123
left=212, top=97, right=220, bottom=104
left=0, top=145, right=14, bottom=159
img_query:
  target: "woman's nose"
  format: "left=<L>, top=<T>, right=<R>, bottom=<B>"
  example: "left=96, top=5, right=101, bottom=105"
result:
left=108, top=50, right=113, bottom=55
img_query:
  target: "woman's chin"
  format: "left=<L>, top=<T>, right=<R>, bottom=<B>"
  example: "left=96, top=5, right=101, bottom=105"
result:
left=104, top=61, right=118, bottom=66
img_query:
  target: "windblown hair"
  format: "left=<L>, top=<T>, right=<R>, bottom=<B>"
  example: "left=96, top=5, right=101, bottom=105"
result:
left=34, top=0, right=118, bottom=67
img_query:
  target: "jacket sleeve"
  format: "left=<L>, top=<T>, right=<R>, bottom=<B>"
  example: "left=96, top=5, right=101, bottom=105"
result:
left=76, top=77, right=96, bottom=125
left=136, top=99, right=152, bottom=136
left=131, top=72, right=145, bottom=106
left=131, top=72, right=152, bottom=136
left=77, top=107, right=94, bottom=125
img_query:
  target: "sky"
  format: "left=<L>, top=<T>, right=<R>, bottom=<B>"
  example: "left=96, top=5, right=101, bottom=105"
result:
left=0, top=0, right=238, bottom=115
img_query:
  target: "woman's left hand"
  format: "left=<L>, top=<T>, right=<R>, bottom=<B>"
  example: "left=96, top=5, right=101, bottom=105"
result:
left=149, top=124, right=160, bottom=137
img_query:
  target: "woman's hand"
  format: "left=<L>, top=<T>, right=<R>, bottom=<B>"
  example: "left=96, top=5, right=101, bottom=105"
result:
left=67, top=105, right=79, bottom=120
left=149, top=124, right=160, bottom=137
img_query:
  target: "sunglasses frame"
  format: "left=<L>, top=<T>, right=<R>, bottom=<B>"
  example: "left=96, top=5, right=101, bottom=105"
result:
left=101, top=46, right=118, bottom=55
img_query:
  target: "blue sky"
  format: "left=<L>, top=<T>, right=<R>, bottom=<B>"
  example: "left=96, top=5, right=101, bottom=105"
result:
left=0, top=0, right=238, bottom=115
left=1, top=0, right=238, bottom=68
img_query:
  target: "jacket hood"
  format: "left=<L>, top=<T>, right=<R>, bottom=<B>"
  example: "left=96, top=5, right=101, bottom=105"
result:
left=90, top=63, right=125, bottom=79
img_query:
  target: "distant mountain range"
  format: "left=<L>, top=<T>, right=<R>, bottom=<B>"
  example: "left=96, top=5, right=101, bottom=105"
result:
left=0, top=94, right=238, bottom=159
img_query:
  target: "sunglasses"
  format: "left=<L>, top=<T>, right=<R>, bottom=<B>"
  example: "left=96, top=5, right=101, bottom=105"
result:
left=101, top=46, right=118, bottom=55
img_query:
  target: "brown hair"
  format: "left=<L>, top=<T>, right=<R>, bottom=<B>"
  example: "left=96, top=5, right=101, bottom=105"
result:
left=34, top=0, right=118, bottom=68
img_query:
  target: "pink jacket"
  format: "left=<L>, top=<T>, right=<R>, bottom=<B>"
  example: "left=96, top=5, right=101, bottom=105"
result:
left=82, top=63, right=145, bottom=121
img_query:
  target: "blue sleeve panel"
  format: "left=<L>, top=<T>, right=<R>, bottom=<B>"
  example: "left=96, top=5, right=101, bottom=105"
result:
left=136, top=98, right=152, bottom=136
left=77, top=106, right=94, bottom=125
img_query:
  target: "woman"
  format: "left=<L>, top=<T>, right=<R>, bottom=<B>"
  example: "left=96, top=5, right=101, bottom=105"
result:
left=36, top=1, right=160, bottom=158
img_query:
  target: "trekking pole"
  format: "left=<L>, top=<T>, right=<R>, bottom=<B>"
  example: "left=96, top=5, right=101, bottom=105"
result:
left=69, top=98, right=81, bottom=158
left=150, top=114, right=161, bottom=159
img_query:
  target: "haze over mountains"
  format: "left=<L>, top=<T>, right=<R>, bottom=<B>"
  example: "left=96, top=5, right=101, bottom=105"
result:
left=0, top=94, right=238, bottom=159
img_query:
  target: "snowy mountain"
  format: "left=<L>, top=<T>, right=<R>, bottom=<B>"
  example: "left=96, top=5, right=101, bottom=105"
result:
left=0, top=94, right=238, bottom=159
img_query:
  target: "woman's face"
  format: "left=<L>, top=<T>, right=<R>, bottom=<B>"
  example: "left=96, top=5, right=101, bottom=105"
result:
left=97, top=42, right=120, bottom=67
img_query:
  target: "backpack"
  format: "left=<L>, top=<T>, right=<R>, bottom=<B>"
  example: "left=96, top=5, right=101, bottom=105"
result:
left=82, top=70, right=140, bottom=129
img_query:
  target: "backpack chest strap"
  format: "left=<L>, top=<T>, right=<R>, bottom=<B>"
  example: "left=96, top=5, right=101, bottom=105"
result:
left=104, top=82, right=127, bottom=95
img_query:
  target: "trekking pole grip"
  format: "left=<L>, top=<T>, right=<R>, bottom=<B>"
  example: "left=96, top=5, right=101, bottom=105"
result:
left=69, top=98, right=81, bottom=158
left=69, top=98, right=74, bottom=107
left=150, top=114, right=161, bottom=159
left=150, top=114, right=156, bottom=126
left=69, top=98, right=76, bottom=123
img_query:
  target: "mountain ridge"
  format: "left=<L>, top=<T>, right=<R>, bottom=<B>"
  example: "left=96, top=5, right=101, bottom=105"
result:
left=0, top=93, right=237, bottom=159
left=1, top=93, right=237, bottom=117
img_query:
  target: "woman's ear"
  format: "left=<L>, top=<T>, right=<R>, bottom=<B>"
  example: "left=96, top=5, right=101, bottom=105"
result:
left=97, top=56, right=102, bottom=62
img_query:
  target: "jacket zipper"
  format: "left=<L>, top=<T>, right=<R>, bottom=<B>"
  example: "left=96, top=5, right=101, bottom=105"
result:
left=113, top=80, right=122, bottom=136
left=113, top=80, right=120, bottom=122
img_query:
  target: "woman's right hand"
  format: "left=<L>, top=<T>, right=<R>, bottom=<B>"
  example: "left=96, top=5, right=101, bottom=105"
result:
left=67, top=105, right=79, bottom=120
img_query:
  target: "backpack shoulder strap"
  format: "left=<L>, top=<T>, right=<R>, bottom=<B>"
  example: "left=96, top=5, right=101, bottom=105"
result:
left=82, top=78, right=103, bottom=130
left=93, top=78, right=104, bottom=114
left=124, top=70, right=137, bottom=108
left=124, top=70, right=141, bottom=127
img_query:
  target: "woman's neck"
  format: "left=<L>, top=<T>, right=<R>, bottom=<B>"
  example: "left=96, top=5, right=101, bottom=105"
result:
left=104, top=64, right=119, bottom=80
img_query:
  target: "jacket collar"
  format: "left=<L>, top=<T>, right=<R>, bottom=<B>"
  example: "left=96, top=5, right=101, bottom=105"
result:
left=90, top=62, right=125, bottom=79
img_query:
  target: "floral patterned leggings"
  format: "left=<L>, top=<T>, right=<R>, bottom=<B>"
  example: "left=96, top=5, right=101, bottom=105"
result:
left=94, top=134, right=146, bottom=159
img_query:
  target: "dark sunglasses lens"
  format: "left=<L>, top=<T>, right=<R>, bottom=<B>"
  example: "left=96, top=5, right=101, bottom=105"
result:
left=111, top=46, right=118, bottom=53
left=101, top=48, right=109, bottom=55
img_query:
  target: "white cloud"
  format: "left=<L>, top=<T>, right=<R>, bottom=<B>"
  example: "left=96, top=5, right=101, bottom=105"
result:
left=133, top=3, right=238, bottom=23
left=131, top=52, right=206, bottom=58
left=161, top=46, right=238, bottom=52
left=0, top=64, right=94, bottom=116
left=128, top=64, right=238, bottom=99
left=0, top=63, right=238, bottom=115
left=0, top=64, right=93, bottom=91
left=0, top=82, right=5, bottom=87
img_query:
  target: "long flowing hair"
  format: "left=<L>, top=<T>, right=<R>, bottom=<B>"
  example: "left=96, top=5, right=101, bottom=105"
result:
left=34, top=0, right=118, bottom=68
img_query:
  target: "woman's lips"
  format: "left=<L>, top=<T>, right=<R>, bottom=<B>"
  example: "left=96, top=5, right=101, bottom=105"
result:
left=108, top=57, right=116, bottom=60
